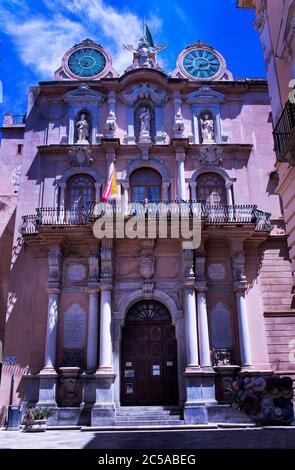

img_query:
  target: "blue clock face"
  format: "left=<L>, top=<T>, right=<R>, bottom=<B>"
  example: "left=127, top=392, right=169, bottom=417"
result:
left=68, top=47, right=106, bottom=77
left=183, top=49, right=221, bottom=79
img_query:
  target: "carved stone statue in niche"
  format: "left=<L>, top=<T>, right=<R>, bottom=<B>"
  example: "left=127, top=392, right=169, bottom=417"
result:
left=76, top=113, right=89, bottom=144
left=200, top=114, right=215, bottom=144
left=140, top=107, right=151, bottom=134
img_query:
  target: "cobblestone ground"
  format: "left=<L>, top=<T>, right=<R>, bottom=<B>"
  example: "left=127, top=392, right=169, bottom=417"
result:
left=0, top=427, right=295, bottom=449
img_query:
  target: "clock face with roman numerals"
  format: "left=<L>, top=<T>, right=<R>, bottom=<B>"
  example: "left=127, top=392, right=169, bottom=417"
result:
left=67, top=47, right=106, bottom=78
left=183, top=48, right=221, bottom=79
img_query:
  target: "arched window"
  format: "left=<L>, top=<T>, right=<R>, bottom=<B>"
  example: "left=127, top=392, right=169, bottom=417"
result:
left=126, top=300, right=171, bottom=322
left=130, top=169, right=162, bottom=202
left=197, top=173, right=226, bottom=204
left=67, top=174, right=95, bottom=209
left=134, top=102, right=156, bottom=142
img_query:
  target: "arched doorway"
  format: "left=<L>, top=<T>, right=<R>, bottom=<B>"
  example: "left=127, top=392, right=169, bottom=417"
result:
left=121, top=300, right=178, bottom=406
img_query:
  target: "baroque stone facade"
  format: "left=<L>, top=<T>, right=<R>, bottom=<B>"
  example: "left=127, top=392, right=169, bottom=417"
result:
left=0, top=34, right=294, bottom=426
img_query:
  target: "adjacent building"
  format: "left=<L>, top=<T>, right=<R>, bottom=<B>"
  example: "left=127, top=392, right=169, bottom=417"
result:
left=0, top=34, right=294, bottom=426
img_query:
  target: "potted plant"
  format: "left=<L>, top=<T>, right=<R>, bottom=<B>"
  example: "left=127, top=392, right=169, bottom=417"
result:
left=23, top=407, right=51, bottom=432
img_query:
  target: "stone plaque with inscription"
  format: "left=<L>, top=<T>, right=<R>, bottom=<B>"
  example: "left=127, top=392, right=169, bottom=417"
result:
left=210, top=302, right=233, bottom=348
left=63, top=304, right=86, bottom=349
left=208, top=263, right=226, bottom=281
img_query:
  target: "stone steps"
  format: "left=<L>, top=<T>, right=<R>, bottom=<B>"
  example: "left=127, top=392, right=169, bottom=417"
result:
left=116, top=406, right=184, bottom=426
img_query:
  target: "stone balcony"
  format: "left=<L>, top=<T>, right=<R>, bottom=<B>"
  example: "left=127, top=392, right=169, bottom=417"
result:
left=273, top=100, right=295, bottom=165
left=20, top=201, right=272, bottom=237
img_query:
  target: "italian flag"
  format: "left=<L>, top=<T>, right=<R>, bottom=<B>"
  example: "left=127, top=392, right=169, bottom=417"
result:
left=101, top=167, right=117, bottom=202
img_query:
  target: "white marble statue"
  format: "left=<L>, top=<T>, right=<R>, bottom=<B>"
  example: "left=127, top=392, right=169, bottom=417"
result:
left=105, top=110, right=117, bottom=136
left=173, top=112, right=185, bottom=136
left=123, top=38, right=166, bottom=68
left=76, top=113, right=89, bottom=144
left=139, top=107, right=151, bottom=134
left=200, top=114, right=215, bottom=144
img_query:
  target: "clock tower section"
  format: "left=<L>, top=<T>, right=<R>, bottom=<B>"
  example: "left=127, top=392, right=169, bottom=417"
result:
left=54, top=38, right=118, bottom=80
left=171, top=40, right=233, bottom=81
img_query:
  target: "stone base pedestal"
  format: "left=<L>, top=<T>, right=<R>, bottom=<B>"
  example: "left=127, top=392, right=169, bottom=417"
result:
left=47, top=406, right=84, bottom=426
left=214, top=365, right=240, bottom=404
left=91, top=369, right=116, bottom=426
left=57, top=367, right=82, bottom=408
left=23, top=374, right=40, bottom=408
left=37, top=369, right=58, bottom=408
left=183, top=368, right=217, bottom=424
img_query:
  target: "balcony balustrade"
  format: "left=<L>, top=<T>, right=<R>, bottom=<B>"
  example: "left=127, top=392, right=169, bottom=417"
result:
left=20, top=201, right=272, bottom=236
left=273, top=100, right=295, bottom=162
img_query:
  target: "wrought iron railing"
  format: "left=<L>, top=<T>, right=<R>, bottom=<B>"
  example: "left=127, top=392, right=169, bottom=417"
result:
left=19, top=202, right=272, bottom=235
left=273, top=100, right=295, bottom=158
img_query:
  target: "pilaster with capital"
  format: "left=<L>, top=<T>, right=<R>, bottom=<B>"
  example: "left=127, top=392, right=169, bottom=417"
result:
left=176, top=149, right=186, bottom=200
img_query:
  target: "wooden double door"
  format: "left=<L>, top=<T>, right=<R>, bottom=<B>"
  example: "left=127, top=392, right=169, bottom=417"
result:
left=121, top=321, right=179, bottom=406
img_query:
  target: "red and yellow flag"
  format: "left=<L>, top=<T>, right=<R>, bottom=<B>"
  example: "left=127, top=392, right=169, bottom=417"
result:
left=101, top=167, right=117, bottom=202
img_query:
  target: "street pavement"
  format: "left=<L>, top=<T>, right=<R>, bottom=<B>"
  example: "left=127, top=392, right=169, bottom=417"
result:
left=0, top=427, right=295, bottom=449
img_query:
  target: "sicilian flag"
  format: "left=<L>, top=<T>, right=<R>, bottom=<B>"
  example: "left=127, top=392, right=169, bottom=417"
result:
left=144, top=23, right=154, bottom=47
left=101, top=167, right=117, bottom=202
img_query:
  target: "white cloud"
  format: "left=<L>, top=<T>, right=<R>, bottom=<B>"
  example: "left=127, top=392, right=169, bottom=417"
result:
left=0, top=0, right=165, bottom=78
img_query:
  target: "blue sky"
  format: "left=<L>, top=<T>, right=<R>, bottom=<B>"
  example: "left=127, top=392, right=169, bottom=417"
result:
left=0, top=0, right=264, bottom=119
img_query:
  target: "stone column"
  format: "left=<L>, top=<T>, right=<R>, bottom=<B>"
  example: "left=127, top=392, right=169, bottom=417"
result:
left=44, top=292, right=59, bottom=370
left=225, top=182, right=234, bottom=221
left=183, top=250, right=216, bottom=425
left=176, top=150, right=186, bottom=200
left=235, top=289, right=252, bottom=367
left=92, top=239, right=115, bottom=425
left=225, top=182, right=233, bottom=205
left=231, top=249, right=252, bottom=368
left=99, top=286, right=113, bottom=370
left=122, top=180, right=129, bottom=215
left=184, top=285, right=199, bottom=367
left=196, top=289, right=211, bottom=368
left=38, top=245, right=63, bottom=407
left=86, top=291, right=99, bottom=372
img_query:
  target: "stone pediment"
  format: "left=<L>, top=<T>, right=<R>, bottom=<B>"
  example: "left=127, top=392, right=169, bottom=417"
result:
left=186, top=86, right=225, bottom=104
left=63, top=84, right=104, bottom=105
